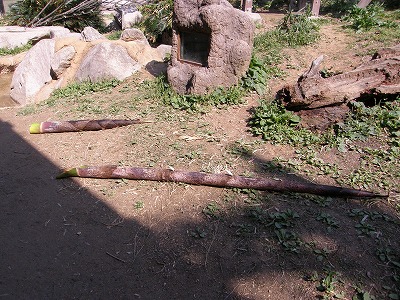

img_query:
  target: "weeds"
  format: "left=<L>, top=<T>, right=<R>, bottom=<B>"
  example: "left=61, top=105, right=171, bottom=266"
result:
left=248, top=100, right=322, bottom=146
left=139, top=75, right=245, bottom=112
left=343, top=4, right=398, bottom=32
left=316, top=212, right=340, bottom=232
left=0, top=42, right=32, bottom=56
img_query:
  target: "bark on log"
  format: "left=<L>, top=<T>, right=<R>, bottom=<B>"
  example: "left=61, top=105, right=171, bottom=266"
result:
left=57, top=165, right=386, bottom=199
left=29, top=119, right=151, bottom=134
left=280, top=44, right=400, bottom=109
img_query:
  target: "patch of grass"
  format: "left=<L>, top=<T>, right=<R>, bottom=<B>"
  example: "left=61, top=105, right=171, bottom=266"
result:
left=316, top=212, right=340, bottom=232
left=106, top=30, right=122, bottom=40
left=334, top=100, right=400, bottom=146
left=248, top=100, right=322, bottom=146
left=249, top=97, right=399, bottom=193
left=17, top=104, right=38, bottom=116
left=203, top=202, right=220, bottom=219
left=134, top=201, right=144, bottom=210
left=0, top=42, right=32, bottom=56
left=277, top=9, right=320, bottom=47
left=274, top=228, right=302, bottom=253
left=50, top=79, right=120, bottom=101
left=139, top=75, right=245, bottom=112
left=342, top=4, right=398, bottom=32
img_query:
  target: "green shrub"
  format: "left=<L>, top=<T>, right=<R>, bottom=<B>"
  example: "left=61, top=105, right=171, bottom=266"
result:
left=7, top=0, right=104, bottom=32
left=342, top=3, right=397, bottom=32
left=248, top=100, right=321, bottom=146
left=138, top=0, right=173, bottom=43
left=276, top=10, right=320, bottom=46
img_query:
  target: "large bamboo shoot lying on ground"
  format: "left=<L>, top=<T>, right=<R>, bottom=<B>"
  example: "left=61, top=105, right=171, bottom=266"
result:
left=57, top=165, right=385, bottom=198
left=29, top=119, right=151, bottom=134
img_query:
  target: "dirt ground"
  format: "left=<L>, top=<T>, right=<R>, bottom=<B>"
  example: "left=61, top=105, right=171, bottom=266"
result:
left=0, top=13, right=399, bottom=299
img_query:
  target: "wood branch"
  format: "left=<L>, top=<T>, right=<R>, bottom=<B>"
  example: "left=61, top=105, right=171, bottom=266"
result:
left=29, top=119, right=152, bottom=134
left=57, top=165, right=386, bottom=199
left=280, top=44, right=400, bottom=109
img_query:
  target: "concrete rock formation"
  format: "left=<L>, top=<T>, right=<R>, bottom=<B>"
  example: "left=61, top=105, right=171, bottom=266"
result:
left=1, top=26, right=167, bottom=105
left=10, top=39, right=55, bottom=105
left=75, top=42, right=140, bottom=82
left=167, top=0, right=254, bottom=95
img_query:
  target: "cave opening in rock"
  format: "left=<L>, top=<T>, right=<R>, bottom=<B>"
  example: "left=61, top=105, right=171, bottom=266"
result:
left=178, top=31, right=211, bottom=67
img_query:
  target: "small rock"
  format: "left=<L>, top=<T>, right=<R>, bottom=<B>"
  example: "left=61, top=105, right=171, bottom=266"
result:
left=156, top=44, right=172, bottom=60
left=51, top=45, right=76, bottom=79
left=122, top=11, right=143, bottom=29
left=120, top=28, right=148, bottom=44
left=80, top=27, right=104, bottom=42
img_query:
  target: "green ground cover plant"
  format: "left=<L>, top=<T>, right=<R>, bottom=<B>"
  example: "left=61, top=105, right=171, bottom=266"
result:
left=0, top=41, right=32, bottom=56
left=342, top=3, right=398, bottom=32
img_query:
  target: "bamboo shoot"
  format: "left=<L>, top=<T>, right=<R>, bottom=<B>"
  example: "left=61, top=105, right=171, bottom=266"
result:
left=57, top=165, right=386, bottom=199
left=29, top=119, right=151, bottom=134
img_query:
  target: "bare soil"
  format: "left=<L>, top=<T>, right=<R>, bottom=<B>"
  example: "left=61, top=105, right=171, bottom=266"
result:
left=0, top=13, right=399, bottom=299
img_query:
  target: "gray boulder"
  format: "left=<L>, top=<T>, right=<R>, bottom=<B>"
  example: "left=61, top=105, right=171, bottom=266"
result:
left=120, top=28, right=148, bottom=44
left=80, top=27, right=104, bottom=42
left=10, top=39, right=55, bottom=105
left=156, top=44, right=172, bottom=60
left=75, top=42, right=140, bottom=82
left=122, top=11, right=143, bottom=29
left=51, top=45, right=76, bottom=78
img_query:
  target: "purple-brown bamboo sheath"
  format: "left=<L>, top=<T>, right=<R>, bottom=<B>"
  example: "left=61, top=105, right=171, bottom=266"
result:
left=29, top=119, right=151, bottom=134
left=57, top=165, right=385, bottom=198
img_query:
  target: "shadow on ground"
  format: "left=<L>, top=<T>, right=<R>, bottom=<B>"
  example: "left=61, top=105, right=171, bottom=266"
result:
left=0, top=120, right=398, bottom=299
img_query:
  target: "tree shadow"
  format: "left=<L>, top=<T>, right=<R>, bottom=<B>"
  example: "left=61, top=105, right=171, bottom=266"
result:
left=0, top=120, right=398, bottom=299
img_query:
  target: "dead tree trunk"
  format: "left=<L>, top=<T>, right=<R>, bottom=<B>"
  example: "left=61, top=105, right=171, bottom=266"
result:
left=280, top=44, right=400, bottom=109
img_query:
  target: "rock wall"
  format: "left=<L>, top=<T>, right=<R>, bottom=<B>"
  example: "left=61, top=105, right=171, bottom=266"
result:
left=167, top=0, right=254, bottom=95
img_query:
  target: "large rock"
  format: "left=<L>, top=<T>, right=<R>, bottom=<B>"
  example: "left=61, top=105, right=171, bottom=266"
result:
left=75, top=42, right=140, bottom=82
left=167, top=0, right=254, bottom=94
left=10, top=39, right=55, bottom=105
left=51, top=45, right=76, bottom=79
left=0, top=26, right=70, bottom=49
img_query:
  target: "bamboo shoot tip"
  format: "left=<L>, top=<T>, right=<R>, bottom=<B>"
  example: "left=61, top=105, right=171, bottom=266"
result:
left=56, top=168, right=78, bottom=179
left=29, top=123, right=41, bottom=134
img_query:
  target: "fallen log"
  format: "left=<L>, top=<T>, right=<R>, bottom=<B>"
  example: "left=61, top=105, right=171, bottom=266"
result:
left=57, top=165, right=386, bottom=199
left=280, top=44, right=400, bottom=109
left=29, top=119, right=151, bottom=134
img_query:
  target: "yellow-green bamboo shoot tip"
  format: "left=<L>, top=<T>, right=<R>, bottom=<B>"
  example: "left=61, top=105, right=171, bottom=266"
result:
left=56, top=168, right=78, bottom=179
left=29, top=123, right=41, bottom=134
